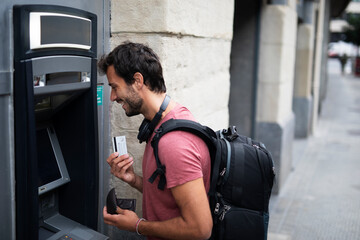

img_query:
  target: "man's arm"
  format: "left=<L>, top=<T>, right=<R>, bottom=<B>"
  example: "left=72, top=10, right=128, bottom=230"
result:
left=139, top=177, right=212, bottom=239
left=103, top=177, right=212, bottom=240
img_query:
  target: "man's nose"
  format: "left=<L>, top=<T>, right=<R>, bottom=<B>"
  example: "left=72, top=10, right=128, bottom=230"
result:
left=110, top=89, right=116, bottom=102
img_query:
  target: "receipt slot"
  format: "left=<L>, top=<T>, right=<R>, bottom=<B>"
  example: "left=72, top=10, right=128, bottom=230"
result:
left=13, top=5, right=107, bottom=240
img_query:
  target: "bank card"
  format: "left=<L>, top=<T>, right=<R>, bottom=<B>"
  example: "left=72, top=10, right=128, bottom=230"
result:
left=112, top=136, right=128, bottom=156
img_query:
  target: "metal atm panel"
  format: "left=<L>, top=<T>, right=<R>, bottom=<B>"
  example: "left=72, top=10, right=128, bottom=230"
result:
left=13, top=5, right=107, bottom=240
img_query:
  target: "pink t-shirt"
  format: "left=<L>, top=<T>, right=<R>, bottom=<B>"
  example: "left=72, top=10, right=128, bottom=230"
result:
left=142, top=103, right=211, bottom=239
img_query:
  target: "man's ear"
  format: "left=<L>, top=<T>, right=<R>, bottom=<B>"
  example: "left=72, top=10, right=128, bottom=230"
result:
left=133, top=72, right=144, bottom=89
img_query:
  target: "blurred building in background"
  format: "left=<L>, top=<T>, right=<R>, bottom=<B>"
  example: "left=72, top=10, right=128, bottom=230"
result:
left=329, top=0, right=360, bottom=75
left=330, top=0, right=360, bottom=45
left=330, top=0, right=360, bottom=58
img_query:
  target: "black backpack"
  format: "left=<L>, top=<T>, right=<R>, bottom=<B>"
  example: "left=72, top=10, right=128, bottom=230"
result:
left=149, top=119, right=276, bottom=240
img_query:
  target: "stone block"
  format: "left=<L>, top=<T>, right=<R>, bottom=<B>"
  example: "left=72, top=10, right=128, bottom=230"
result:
left=260, top=5, right=297, bottom=45
left=294, top=24, right=314, bottom=98
left=258, top=43, right=296, bottom=85
left=111, top=0, right=234, bottom=39
left=294, top=48, right=313, bottom=97
left=111, top=0, right=167, bottom=33
left=165, top=0, right=234, bottom=39
left=288, top=0, right=297, bottom=11
left=293, top=96, right=312, bottom=138
left=257, top=81, right=294, bottom=123
left=296, top=24, right=314, bottom=50
left=160, top=37, right=231, bottom=129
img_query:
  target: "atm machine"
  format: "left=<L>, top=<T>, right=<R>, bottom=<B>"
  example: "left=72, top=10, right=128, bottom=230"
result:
left=13, top=5, right=108, bottom=240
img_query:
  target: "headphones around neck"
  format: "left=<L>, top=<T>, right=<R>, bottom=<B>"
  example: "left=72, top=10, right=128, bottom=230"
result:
left=137, top=95, right=171, bottom=143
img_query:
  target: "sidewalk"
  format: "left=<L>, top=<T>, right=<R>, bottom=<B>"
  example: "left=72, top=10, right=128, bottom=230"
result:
left=268, top=59, right=360, bottom=240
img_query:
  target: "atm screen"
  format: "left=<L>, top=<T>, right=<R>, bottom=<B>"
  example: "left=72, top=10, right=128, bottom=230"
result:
left=29, top=12, right=92, bottom=50
left=41, top=15, right=91, bottom=46
left=37, top=127, right=70, bottom=195
left=37, top=129, right=61, bottom=186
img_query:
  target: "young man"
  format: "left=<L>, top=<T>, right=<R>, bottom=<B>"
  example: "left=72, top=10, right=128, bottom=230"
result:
left=98, top=41, right=213, bottom=240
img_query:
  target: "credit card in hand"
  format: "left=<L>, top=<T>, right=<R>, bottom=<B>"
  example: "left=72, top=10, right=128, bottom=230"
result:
left=112, top=136, right=128, bottom=156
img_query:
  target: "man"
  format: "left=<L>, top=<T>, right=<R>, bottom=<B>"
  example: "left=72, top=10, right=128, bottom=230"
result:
left=98, top=41, right=213, bottom=240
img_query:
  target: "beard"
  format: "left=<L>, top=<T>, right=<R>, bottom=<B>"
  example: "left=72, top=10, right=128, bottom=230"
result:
left=122, top=87, right=143, bottom=117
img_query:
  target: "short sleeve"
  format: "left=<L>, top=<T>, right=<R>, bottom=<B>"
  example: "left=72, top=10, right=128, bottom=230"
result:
left=157, top=131, right=205, bottom=188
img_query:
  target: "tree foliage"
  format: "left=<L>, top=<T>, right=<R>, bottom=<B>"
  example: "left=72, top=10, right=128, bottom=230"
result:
left=344, top=13, right=360, bottom=47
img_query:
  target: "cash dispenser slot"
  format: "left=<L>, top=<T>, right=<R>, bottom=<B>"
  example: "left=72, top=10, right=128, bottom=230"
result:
left=32, top=56, right=92, bottom=123
left=32, top=56, right=91, bottom=95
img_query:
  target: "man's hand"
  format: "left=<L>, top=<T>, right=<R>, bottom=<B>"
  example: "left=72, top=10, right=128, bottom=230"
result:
left=107, top=153, right=135, bottom=184
left=103, top=206, right=139, bottom=232
left=106, top=153, right=143, bottom=192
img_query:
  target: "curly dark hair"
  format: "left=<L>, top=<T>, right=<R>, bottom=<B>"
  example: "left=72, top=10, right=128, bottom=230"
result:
left=98, top=41, right=166, bottom=93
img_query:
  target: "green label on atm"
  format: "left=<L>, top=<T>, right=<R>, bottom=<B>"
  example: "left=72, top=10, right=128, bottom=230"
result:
left=97, top=86, right=103, bottom=106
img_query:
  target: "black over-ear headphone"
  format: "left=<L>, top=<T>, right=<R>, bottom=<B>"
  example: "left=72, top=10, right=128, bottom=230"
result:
left=137, top=95, right=171, bottom=143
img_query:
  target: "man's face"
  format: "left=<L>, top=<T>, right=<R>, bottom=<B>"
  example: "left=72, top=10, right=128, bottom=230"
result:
left=107, top=65, right=143, bottom=117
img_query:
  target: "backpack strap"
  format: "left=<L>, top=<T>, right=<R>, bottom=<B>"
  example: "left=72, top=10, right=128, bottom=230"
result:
left=149, top=119, right=216, bottom=190
left=254, top=146, right=268, bottom=212
left=208, top=139, right=222, bottom=218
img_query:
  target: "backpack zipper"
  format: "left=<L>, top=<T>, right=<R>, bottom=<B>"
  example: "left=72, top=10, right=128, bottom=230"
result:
left=222, top=138, right=231, bottom=183
left=220, top=168, right=226, bottom=177
left=219, top=205, right=231, bottom=221
left=214, top=202, right=220, bottom=215
left=218, top=131, right=232, bottom=184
